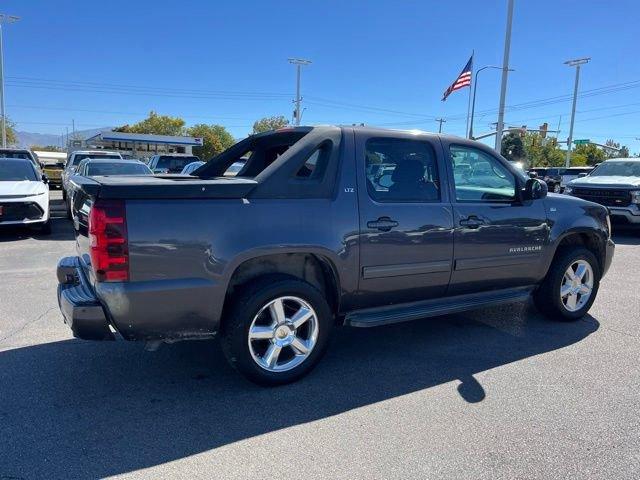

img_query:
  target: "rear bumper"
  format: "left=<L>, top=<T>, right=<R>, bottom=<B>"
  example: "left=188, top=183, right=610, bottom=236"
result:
left=57, top=256, right=115, bottom=341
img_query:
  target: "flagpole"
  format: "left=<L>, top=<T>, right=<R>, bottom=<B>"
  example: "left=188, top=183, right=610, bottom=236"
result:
left=465, top=51, right=474, bottom=138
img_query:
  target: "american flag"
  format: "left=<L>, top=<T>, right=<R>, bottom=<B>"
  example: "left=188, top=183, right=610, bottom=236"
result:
left=442, top=56, right=473, bottom=101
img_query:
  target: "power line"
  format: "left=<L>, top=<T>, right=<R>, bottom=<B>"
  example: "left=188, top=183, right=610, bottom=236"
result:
left=6, top=75, right=290, bottom=98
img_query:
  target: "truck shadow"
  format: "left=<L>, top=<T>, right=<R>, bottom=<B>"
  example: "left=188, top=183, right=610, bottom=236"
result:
left=0, top=304, right=598, bottom=479
left=611, top=229, right=640, bottom=246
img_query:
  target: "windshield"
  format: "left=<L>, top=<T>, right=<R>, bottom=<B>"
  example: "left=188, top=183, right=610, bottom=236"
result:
left=590, top=161, right=640, bottom=177
left=156, top=156, right=200, bottom=172
left=71, top=153, right=120, bottom=166
left=86, top=162, right=152, bottom=176
left=0, top=160, right=38, bottom=181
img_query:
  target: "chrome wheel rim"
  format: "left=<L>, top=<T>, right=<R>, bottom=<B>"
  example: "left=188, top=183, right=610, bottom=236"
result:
left=554, top=184, right=561, bottom=193
left=248, top=296, right=319, bottom=372
left=560, top=260, right=593, bottom=312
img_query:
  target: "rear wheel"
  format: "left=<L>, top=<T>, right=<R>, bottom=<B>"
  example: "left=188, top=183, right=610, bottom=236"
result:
left=221, top=276, right=333, bottom=386
left=534, top=247, right=600, bottom=321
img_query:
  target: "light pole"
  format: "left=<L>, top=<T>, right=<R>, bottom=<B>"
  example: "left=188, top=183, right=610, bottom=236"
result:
left=495, top=0, right=514, bottom=151
left=564, top=57, right=590, bottom=168
left=469, top=65, right=513, bottom=139
left=0, top=13, right=19, bottom=148
left=288, top=58, right=311, bottom=126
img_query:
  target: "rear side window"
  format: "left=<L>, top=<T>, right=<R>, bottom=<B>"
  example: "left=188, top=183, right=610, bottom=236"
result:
left=365, top=137, right=440, bottom=202
left=296, top=145, right=329, bottom=179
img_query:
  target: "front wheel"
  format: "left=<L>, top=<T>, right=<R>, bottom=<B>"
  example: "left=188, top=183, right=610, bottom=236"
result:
left=533, top=247, right=600, bottom=321
left=553, top=183, right=562, bottom=193
left=221, top=276, right=333, bottom=386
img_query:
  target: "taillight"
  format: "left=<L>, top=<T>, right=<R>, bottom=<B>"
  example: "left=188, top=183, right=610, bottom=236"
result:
left=89, top=199, right=129, bottom=282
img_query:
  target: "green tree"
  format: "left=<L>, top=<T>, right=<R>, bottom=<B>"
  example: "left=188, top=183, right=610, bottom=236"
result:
left=604, top=139, right=630, bottom=158
left=187, top=124, right=235, bottom=161
left=500, top=132, right=526, bottom=162
left=573, top=143, right=606, bottom=166
left=522, top=133, right=565, bottom=167
left=30, top=144, right=63, bottom=152
left=2, top=116, right=17, bottom=146
left=115, top=111, right=185, bottom=136
left=252, top=115, right=289, bottom=134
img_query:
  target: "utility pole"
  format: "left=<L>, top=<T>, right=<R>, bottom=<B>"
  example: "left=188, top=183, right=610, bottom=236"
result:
left=564, top=57, right=590, bottom=168
left=495, top=0, right=514, bottom=151
left=435, top=118, right=446, bottom=133
left=288, top=58, right=312, bottom=126
left=0, top=14, right=20, bottom=148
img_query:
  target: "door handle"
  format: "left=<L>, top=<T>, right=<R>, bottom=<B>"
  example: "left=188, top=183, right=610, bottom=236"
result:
left=367, top=217, right=399, bottom=232
left=459, top=216, right=485, bottom=229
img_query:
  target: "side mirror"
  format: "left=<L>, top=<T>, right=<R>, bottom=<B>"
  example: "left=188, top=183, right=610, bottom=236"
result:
left=578, top=172, right=588, bottom=178
left=523, top=178, right=547, bottom=201
left=42, top=174, right=49, bottom=184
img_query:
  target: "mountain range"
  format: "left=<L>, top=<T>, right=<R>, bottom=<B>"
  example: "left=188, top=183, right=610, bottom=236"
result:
left=15, top=127, right=111, bottom=149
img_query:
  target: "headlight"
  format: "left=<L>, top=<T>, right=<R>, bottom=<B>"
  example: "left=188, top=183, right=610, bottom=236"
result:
left=564, top=186, right=573, bottom=194
left=630, top=190, right=640, bottom=204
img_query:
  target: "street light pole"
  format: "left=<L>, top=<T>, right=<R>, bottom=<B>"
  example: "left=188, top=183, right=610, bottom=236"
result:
left=494, top=0, right=514, bottom=151
left=0, top=14, right=20, bottom=148
left=564, top=57, right=590, bottom=168
left=469, top=65, right=511, bottom=139
left=288, top=58, right=311, bottom=126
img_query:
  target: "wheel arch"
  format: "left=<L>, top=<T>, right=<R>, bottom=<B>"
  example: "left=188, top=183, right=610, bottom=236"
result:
left=550, top=229, right=607, bottom=274
left=221, top=251, right=342, bottom=330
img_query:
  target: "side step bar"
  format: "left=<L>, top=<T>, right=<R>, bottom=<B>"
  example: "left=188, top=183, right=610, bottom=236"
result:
left=345, top=286, right=535, bottom=328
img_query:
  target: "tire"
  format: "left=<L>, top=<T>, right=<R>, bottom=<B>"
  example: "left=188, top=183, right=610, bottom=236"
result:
left=62, top=189, right=67, bottom=201
left=552, top=183, right=561, bottom=193
left=533, top=246, right=600, bottom=321
left=221, top=276, right=333, bottom=386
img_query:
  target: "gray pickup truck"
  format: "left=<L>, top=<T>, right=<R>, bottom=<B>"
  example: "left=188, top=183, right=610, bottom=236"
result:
left=565, top=158, right=640, bottom=226
left=57, top=126, right=614, bottom=385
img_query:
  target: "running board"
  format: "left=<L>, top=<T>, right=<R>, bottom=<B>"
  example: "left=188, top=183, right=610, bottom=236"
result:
left=345, top=286, right=535, bottom=328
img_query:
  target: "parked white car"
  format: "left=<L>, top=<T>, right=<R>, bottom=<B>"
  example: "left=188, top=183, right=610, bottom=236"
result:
left=0, top=158, right=50, bottom=233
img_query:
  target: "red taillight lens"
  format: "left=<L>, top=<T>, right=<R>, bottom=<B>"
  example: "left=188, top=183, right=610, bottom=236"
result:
left=89, top=199, right=129, bottom=282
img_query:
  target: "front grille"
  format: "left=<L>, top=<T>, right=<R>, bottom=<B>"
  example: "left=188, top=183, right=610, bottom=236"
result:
left=0, top=202, right=44, bottom=222
left=572, top=188, right=631, bottom=207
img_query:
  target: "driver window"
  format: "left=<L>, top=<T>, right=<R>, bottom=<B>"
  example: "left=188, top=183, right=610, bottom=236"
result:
left=450, top=145, right=516, bottom=202
left=365, top=137, right=440, bottom=203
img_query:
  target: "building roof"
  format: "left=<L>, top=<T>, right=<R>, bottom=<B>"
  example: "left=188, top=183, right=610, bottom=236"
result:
left=86, top=130, right=203, bottom=146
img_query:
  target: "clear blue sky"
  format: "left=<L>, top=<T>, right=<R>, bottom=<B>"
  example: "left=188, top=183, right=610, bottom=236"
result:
left=3, top=0, right=639, bottom=152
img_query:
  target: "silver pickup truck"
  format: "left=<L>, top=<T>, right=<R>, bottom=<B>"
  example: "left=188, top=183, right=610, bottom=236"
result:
left=565, top=158, right=640, bottom=225
left=57, top=126, right=614, bottom=385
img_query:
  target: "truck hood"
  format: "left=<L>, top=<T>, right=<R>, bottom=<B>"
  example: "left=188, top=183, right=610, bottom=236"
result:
left=0, top=180, right=47, bottom=197
left=569, top=175, right=640, bottom=189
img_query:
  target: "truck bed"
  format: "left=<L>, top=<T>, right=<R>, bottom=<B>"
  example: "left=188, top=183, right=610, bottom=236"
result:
left=71, top=174, right=258, bottom=199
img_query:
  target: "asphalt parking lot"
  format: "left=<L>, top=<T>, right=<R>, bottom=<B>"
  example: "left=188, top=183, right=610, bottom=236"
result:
left=1, top=191, right=638, bottom=479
